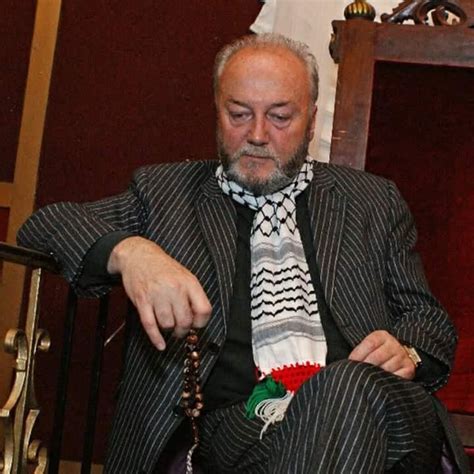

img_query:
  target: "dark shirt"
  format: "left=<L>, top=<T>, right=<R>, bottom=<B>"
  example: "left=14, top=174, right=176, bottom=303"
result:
left=203, top=202, right=255, bottom=409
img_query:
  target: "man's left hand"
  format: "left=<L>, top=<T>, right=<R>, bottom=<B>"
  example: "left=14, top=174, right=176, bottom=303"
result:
left=348, top=330, right=416, bottom=380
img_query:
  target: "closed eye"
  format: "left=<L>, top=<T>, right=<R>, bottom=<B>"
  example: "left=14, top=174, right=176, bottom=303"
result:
left=268, top=113, right=291, bottom=125
left=228, top=111, right=252, bottom=123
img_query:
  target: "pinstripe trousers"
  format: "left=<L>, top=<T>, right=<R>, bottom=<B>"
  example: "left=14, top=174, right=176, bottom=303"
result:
left=197, top=360, right=444, bottom=473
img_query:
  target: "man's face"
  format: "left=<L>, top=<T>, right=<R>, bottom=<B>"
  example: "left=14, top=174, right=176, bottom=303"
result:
left=216, top=46, right=316, bottom=195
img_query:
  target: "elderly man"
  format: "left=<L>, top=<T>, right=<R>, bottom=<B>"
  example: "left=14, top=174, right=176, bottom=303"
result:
left=18, top=34, right=465, bottom=473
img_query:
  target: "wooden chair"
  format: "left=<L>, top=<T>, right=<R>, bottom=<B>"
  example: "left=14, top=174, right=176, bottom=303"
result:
left=329, top=0, right=474, bottom=469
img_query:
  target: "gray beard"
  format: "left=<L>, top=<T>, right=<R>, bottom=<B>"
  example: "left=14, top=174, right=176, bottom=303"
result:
left=217, top=133, right=311, bottom=196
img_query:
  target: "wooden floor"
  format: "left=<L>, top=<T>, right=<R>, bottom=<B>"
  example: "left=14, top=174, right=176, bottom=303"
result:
left=450, top=413, right=474, bottom=471
left=59, top=461, right=103, bottom=473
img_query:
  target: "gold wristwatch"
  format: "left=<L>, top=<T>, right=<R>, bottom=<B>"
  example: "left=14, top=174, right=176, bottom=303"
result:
left=403, top=345, right=422, bottom=368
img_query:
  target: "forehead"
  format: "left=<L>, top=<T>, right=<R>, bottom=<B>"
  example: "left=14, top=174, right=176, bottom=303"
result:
left=218, top=46, right=311, bottom=105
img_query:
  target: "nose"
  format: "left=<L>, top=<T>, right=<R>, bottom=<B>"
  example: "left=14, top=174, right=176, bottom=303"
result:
left=247, top=116, right=269, bottom=146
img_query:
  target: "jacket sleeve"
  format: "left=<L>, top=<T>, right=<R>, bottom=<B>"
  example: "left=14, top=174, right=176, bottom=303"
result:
left=384, top=182, right=457, bottom=392
left=17, top=168, right=150, bottom=297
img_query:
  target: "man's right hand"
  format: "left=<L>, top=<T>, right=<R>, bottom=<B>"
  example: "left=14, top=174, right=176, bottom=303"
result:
left=107, top=236, right=212, bottom=350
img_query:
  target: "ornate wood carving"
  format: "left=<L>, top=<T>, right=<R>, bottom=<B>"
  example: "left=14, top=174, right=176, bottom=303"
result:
left=381, top=0, right=474, bottom=27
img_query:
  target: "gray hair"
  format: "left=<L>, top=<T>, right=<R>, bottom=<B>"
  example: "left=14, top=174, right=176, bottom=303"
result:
left=214, top=33, right=319, bottom=103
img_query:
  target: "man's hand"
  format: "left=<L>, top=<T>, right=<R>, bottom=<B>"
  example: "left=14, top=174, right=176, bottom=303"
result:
left=108, top=236, right=212, bottom=351
left=348, top=330, right=416, bottom=380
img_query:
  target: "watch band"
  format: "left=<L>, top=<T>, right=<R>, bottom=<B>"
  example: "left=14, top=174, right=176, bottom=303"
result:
left=403, top=345, right=422, bottom=368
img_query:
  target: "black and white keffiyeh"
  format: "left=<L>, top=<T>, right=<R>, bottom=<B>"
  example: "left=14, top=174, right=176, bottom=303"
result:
left=216, top=157, right=327, bottom=412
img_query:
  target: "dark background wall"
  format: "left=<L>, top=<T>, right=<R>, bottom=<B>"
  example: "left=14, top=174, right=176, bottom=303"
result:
left=32, top=0, right=263, bottom=463
left=37, top=2, right=264, bottom=206
left=0, top=1, right=36, bottom=241
left=0, top=1, right=35, bottom=183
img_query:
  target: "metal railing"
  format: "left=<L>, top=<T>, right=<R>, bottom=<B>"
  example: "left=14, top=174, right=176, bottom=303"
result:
left=0, top=242, right=109, bottom=473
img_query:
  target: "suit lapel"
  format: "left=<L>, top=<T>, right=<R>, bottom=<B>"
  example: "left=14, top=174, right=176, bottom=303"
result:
left=307, top=163, right=347, bottom=307
left=195, top=174, right=237, bottom=331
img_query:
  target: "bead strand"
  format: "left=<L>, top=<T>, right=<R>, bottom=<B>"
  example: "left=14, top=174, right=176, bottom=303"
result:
left=182, top=329, right=203, bottom=474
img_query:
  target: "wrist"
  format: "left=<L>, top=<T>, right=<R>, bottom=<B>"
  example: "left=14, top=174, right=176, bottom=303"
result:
left=107, top=236, right=146, bottom=274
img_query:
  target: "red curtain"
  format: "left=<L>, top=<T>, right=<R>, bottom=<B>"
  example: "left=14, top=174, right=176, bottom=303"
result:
left=365, top=61, right=474, bottom=413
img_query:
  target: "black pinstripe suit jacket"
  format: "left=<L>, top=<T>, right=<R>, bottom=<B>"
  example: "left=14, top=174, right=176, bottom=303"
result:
left=18, top=160, right=459, bottom=473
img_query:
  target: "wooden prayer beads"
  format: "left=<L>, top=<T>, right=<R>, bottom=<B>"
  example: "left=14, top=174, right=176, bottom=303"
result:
left=182, top=329, right=203, bottom=447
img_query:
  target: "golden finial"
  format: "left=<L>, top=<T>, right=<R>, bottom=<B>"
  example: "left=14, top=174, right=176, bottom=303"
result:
left=344, top=0, right=376, bottom=21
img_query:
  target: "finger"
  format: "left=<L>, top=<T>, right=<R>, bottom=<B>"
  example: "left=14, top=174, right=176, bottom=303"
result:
left=379, top=354, right=405, bottom=374
left=154, top=300, right=175, bottom=334
left=188, top=282, right=212, bottom=329
left=349, top=330, right=400, bottom=363
left=172, top=297, right=193, bottom=339
left=349, top=336, right=383, bottom=362
left=394, top=365, right=416, bottom=380
left=348, top=344, right=369, bottom=362
left=394, top=351, right=417, bottom=380
left=362, top=346, right=395, bottom=367
left=138, top=303, right=167, bottom=351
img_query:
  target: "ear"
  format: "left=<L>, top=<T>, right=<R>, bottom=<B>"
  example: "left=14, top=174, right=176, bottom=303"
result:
left=308, top=104, right=317, bottom=141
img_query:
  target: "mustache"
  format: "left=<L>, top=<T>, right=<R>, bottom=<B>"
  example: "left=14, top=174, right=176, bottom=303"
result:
left=232, top=145, right=276, bottom=160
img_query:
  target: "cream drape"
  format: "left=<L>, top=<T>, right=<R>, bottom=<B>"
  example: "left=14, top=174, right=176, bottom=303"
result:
left=250, top=0, right=400, bottom=162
